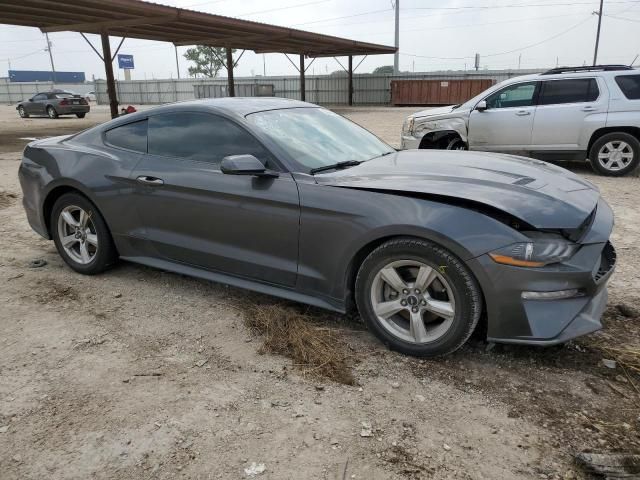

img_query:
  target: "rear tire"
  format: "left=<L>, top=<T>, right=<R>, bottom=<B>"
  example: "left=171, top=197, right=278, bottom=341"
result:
left=76, top=113, right=86, bottom=118
left=51, top=193, right=118, bottom=275
left=47, top=106, right=58, bottom=119
left=589, top=132, right=640, bottom=176
left=18, top=106, right=29, bottom=118
left=355, top=238, right=482, bottom=357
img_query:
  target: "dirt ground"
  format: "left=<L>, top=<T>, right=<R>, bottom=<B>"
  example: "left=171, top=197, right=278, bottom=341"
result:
left=1, top=103, right=639, bottom=480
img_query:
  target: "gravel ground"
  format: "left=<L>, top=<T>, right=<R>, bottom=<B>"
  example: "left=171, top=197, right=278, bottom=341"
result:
left=1, top=103, right=639, bottom=480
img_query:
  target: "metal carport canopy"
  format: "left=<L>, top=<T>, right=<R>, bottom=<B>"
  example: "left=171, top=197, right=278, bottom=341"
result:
left=1, top=0, right=397, bottom=117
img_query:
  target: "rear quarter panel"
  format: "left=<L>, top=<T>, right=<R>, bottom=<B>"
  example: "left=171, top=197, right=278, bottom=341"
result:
left=21, top=138, right=142, bottom=241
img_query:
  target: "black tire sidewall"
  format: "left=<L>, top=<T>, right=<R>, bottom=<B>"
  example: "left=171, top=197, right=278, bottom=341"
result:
left=51, top=193, right=116, bottom=275
left=589, top=132, right=640, bottom=176
left=76, top=113, right=86, bottom=119
left=18, top=106, right=27, bottom=118
left=355, top=238, right=482, bottom=357
left=47, top=106, right=58, bottom=119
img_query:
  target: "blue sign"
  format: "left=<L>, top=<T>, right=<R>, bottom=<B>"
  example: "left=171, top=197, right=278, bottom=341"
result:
left=117, top=54, right=134, bottom=70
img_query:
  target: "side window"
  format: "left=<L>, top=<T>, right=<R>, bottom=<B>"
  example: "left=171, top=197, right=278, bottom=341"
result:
left=104, top=120, right=148, bottom=153
left=33, top=93, right=47, bottom=101
left=485, top=82, right=537, bottom=109
left=147, top=112, right=272, bottom=168
left=539, top=78, right=599, bottom=105
left=615, top=75, right=640, bottom=100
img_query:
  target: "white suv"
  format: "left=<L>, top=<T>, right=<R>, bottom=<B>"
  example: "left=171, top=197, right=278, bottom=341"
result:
left=400, top=65, right=640, bottom=176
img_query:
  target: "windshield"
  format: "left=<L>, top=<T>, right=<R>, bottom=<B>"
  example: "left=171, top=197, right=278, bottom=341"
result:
left=246, top=107, right=394, bottom=172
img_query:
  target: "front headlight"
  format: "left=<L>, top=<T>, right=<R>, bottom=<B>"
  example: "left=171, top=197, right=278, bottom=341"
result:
left=489, top=237, right=579, bottom=267
left=403, top=116, right=415, bottom=135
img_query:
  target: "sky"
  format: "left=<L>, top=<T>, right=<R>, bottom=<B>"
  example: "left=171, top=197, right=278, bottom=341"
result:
left=1, top=0, right=639, bottom=81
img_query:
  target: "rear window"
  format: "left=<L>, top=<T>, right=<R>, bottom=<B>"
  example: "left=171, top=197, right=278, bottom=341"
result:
left=104, top=120, right=148, bottom=153
left=539, top=78, right=599, bottom=105
left=615, top=75, right=640, bottom=100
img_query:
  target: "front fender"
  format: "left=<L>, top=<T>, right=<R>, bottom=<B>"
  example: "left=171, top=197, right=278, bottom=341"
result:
left=296, top=183, right=524, bottom=304
left=414, top=117, right=468, bottom=144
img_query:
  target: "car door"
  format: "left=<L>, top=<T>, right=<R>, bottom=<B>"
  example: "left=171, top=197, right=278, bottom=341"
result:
left=530, top=77, right=606, bottom=151
left=467, top=81, right=539, bottom=152
left=131, top=111, right=300, bottom=287
left=28, top=93, right=47, bottom=115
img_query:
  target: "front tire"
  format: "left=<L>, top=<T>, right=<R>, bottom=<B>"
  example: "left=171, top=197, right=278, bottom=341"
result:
left=589, top=132, right=640, bottom=176
left=51, top=193, right=117, bottom=275
left=446, top=137, right=467, bottom=151
left=355, top=238, right=482, bottom=357
left=46, top=106, right=58, bottom=119
left=18, top=106, right=29, bottom=118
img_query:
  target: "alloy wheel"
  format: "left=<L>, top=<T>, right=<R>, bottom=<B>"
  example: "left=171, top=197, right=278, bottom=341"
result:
left=598, top=140, right=634, bottom=172
left=370, top=260, right=456, bottom=344
left=57, top=205, right=98, bottom=265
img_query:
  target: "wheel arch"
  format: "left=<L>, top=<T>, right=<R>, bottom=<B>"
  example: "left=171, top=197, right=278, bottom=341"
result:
left=343, top=231, right=481, bottom=312
left=42, top=183, right=107, bottom=238
left=418, top=130, right=465, bottom=149
left=587, top=126, right=640, bottom=154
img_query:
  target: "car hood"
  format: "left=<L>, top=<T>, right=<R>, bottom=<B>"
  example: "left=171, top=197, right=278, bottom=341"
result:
left=315, top=150, right=600, bottom=229
left=412, top=105, right=469, bottom=120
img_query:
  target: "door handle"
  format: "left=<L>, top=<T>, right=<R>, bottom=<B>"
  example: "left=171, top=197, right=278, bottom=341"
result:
left=136, top=175, right=164, bottom=186
left=515, top=110, right=531, bottom=116
left=581, top=106, right=597, bottom=112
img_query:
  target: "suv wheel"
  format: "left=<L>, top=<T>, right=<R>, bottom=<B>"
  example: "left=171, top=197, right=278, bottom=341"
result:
left=355, top=238, right=482, bottom=357
left=446, top=137, right=467, bottom=151
left=589, top=132, right=640, bottom=176
left=18, top=106, right=29, bottom=118
left=51, top=193, right=118, bottom=275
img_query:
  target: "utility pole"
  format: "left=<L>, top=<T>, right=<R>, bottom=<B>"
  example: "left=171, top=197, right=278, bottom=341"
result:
left=174, top=45, right=180, bottom=78
left=393, top=0, right=399, bottom=74
left=263, top=54, right=266, bottom=76
left=44, top=32, right=56, bottom=83
left=593, top=0, right=604, bottom=65
left=518, top=54, right=521, bottom=70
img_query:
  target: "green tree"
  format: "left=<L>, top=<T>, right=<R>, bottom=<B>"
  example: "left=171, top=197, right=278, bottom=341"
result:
left=183, top=46, right=235, bottom=78
left=373, top=65, right=394, bottom=74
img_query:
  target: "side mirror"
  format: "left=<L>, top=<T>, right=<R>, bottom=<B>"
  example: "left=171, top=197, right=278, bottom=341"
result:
left=221, top=154, right=279, bottom=178
left=476, top=100, right=487, bottom=111
left=28, top=98, right=34, bottom=102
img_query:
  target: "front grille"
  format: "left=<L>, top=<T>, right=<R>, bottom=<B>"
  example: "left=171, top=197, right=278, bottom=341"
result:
left=594, top=241, right=616, bottom=283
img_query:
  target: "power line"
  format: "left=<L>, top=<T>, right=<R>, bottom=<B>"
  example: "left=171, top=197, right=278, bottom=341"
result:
left=234, top=0, right=331, bottom=17
left=403, top=0, right=639, bottom=11
left=292, top=8, right=391, bottom=27
left=399, top=15, right=594, bottom=61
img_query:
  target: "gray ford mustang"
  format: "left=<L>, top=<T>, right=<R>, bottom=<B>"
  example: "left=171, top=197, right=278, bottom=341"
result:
left=18, top=98, right=616, bottom=357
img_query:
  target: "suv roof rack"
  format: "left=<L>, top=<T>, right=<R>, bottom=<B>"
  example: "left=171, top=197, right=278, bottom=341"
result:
left=541, top=65, right=635, bottom=75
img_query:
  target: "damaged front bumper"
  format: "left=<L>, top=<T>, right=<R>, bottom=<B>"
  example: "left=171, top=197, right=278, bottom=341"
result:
left=468, top=199, right=616, bottom=346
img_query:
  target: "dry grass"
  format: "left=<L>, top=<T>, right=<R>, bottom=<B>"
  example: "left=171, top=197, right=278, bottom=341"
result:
left=244, top=304, right=355, bottom=385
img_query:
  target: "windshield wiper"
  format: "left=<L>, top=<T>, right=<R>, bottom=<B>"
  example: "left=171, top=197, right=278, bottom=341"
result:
left=309, top=160, right=362, bottom=175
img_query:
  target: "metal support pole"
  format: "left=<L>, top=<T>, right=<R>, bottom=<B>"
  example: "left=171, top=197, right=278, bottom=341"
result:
left=348, top=55, right=353, bottom=106
left=226, top=47, right=235, bottom=97
left=299, top=54, right=305, bottom=101
left=593, top=0, right=604, bottom=66
left=100, top=33, right=119, bottom=119
left=174, top=45, right=180, bottom=79
left=393, top=0, right=399, bottom=74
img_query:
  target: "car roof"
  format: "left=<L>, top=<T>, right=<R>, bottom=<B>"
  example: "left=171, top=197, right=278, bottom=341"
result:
left=173, top=97, right=316, bottom=116
left=500, top=67, right=639, bottom=86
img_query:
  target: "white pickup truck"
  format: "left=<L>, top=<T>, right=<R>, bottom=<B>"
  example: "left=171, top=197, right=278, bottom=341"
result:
left=400, top=65, right=640, bottom=176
